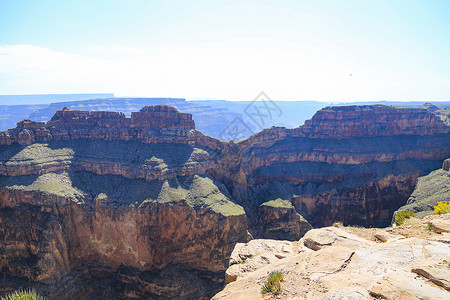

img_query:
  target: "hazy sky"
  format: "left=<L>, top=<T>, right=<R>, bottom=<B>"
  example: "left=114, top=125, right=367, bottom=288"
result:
left=1, top=0, right=450, bottom=101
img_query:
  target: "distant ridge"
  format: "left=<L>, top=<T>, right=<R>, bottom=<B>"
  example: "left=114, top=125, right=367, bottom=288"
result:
left=0, top=93, right=115, bottom=105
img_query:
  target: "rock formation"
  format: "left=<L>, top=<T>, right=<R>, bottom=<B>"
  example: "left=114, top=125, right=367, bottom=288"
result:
left=0, top=106, right=247, bottom=299
left=0, top=105, right=195, bottom=146
left=214, top=214, right=450, bottom=299
left=422, top=102, right=441, bottom=113
left=395, top=158, right=450, bottom=218
left=257, top=199, right=312, bottom=240
left=0, top=104, right=449, bottom=299
left=230, top=105, right=450, bottom=227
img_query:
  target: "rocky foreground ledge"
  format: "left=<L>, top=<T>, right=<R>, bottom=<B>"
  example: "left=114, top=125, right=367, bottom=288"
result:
left=214, top=214, right=450, bottom=299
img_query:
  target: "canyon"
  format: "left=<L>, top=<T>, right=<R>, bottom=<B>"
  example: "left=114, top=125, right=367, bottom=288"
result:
left=0, top=104, right=449, bottom=299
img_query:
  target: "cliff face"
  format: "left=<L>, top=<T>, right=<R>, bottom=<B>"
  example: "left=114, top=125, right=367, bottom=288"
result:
left=0, top=105, right=195, bottom=146
left=395, top=158, right=450, bottom=218
left=0, top=104, right=449, bottom=299
left=0, top=175, right=247, bottom=299
left=228, top=105, right=450, bottom=227
left=299, top=105, right=447, bottom=139
left=257, top=199, right=312, bottom=240
left=0, top=106, right=247, bottom=299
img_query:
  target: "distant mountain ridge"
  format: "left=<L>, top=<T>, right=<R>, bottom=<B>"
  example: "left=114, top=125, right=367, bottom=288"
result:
left=0, top=93, right=114, bottom=105
left=0, top=94, right=449, bottom=140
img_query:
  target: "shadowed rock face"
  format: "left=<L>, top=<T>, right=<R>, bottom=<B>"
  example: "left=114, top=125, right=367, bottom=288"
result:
left=395, top=158, right=450, bottom=218
left=224, top=105, right=450, bottom=228
left=0, top=106, right=247, bottom=299
left=0, top=104, right=449, bottom=299
left=257, top=199, right=312, bottom=240
left=0, top=173, right=248, bottom=299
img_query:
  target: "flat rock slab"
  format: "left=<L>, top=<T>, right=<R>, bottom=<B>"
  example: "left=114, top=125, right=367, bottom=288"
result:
left=431, top=219, right=450, bottom=233
left=412, top=265, right=450, bottom=291
left=215, top=224, right=450, bottom=299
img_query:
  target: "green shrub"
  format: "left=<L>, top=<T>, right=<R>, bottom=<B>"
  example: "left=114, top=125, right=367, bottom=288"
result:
left=261, top=271, right=284, bottom=295
left=332, top=221, right=343, bottom=227
left=425, top=221, right=432, bottom=231
left=395, top=211, right=415, bottom=226
left=434, top=201, right=450, bottom=215
left=1, top=290, right=44, bottom=300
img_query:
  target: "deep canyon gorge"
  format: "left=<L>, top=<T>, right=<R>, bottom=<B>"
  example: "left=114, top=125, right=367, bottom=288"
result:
left=0, top=104, right=449, bottom=299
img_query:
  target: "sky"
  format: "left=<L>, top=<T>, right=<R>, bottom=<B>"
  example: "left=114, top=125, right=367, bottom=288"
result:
left=1, top=0, right=450, bottom=102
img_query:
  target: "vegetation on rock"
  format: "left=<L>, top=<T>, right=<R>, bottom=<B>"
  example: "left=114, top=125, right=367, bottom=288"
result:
left=395, top=166, right=450, bottom=218
left=260, top=198, right=293, bottom=208
left=434, top=201, right=450, bottom=215
left=261, top=271, right=283, bottom=295
left=395, top=211, right=415, bottom=226
left=436, top=107, right=450, bottom=125
left=1, top=290, right=44, bottom=300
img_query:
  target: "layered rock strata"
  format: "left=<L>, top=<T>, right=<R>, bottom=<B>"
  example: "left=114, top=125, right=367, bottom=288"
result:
left=0, top=104, right=449, bottom=299
left=0, top=105, right=195, bottom=146
left=0, top=106, right=247, bottom=299
left=231, top=105, right=450, bottom=227
left=257, top=199, right=312, bottom=240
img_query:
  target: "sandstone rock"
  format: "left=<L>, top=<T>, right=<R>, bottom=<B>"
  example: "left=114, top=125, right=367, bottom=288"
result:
left=0, top=172, right=248, bottom=299
left=1, top=104, right=449, bottom=231
left=214, top=223, right=450, bottom=299
left=443, top=158, right=450, bottom=171
left=256, top=199, right=312, bottom=240
left=369, top=270, right=449, bottom=299
left=225, top=239, right=297, bottom=283
left=131, top=105, right=195, bottom=129
left=430, top=219, right=450, bottom=233
left=0, top=105, right=196, bottom=146
left=412, top=265, right=450, bottom=291
left=324, top=286, right=370, bottom=300
left=302, top=227, right=371, bottom=251
left=374, top=231, right=404, bottom=242
left=235, top=106, right=450, bottom=228
left=17, top=129, right=36, bottom=145
left=300, top=105, right=448, bottom=139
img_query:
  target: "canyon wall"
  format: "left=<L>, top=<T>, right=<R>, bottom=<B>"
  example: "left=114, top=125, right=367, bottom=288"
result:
left=229, top=105, right=450, bottom=227
left=394, top=158, right=450, bottom=218
left=0, top=104, right=449, bottom=299
left=0, top=106, right=247, bottom=299
left=0, top=105, right=195, bottom=146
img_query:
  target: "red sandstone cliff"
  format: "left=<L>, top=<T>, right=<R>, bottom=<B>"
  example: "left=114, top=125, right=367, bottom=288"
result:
left=299, top=105, right=448, bottom=139
left=0, top=105, right=195, bottom=146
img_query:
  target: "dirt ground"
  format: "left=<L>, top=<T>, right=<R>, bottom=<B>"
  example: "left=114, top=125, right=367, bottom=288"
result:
left=340, top=213, right=450, bottom=241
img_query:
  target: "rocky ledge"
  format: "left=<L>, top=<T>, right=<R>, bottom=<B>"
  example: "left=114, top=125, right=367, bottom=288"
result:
left=214, top=214, right=450, bottom=299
